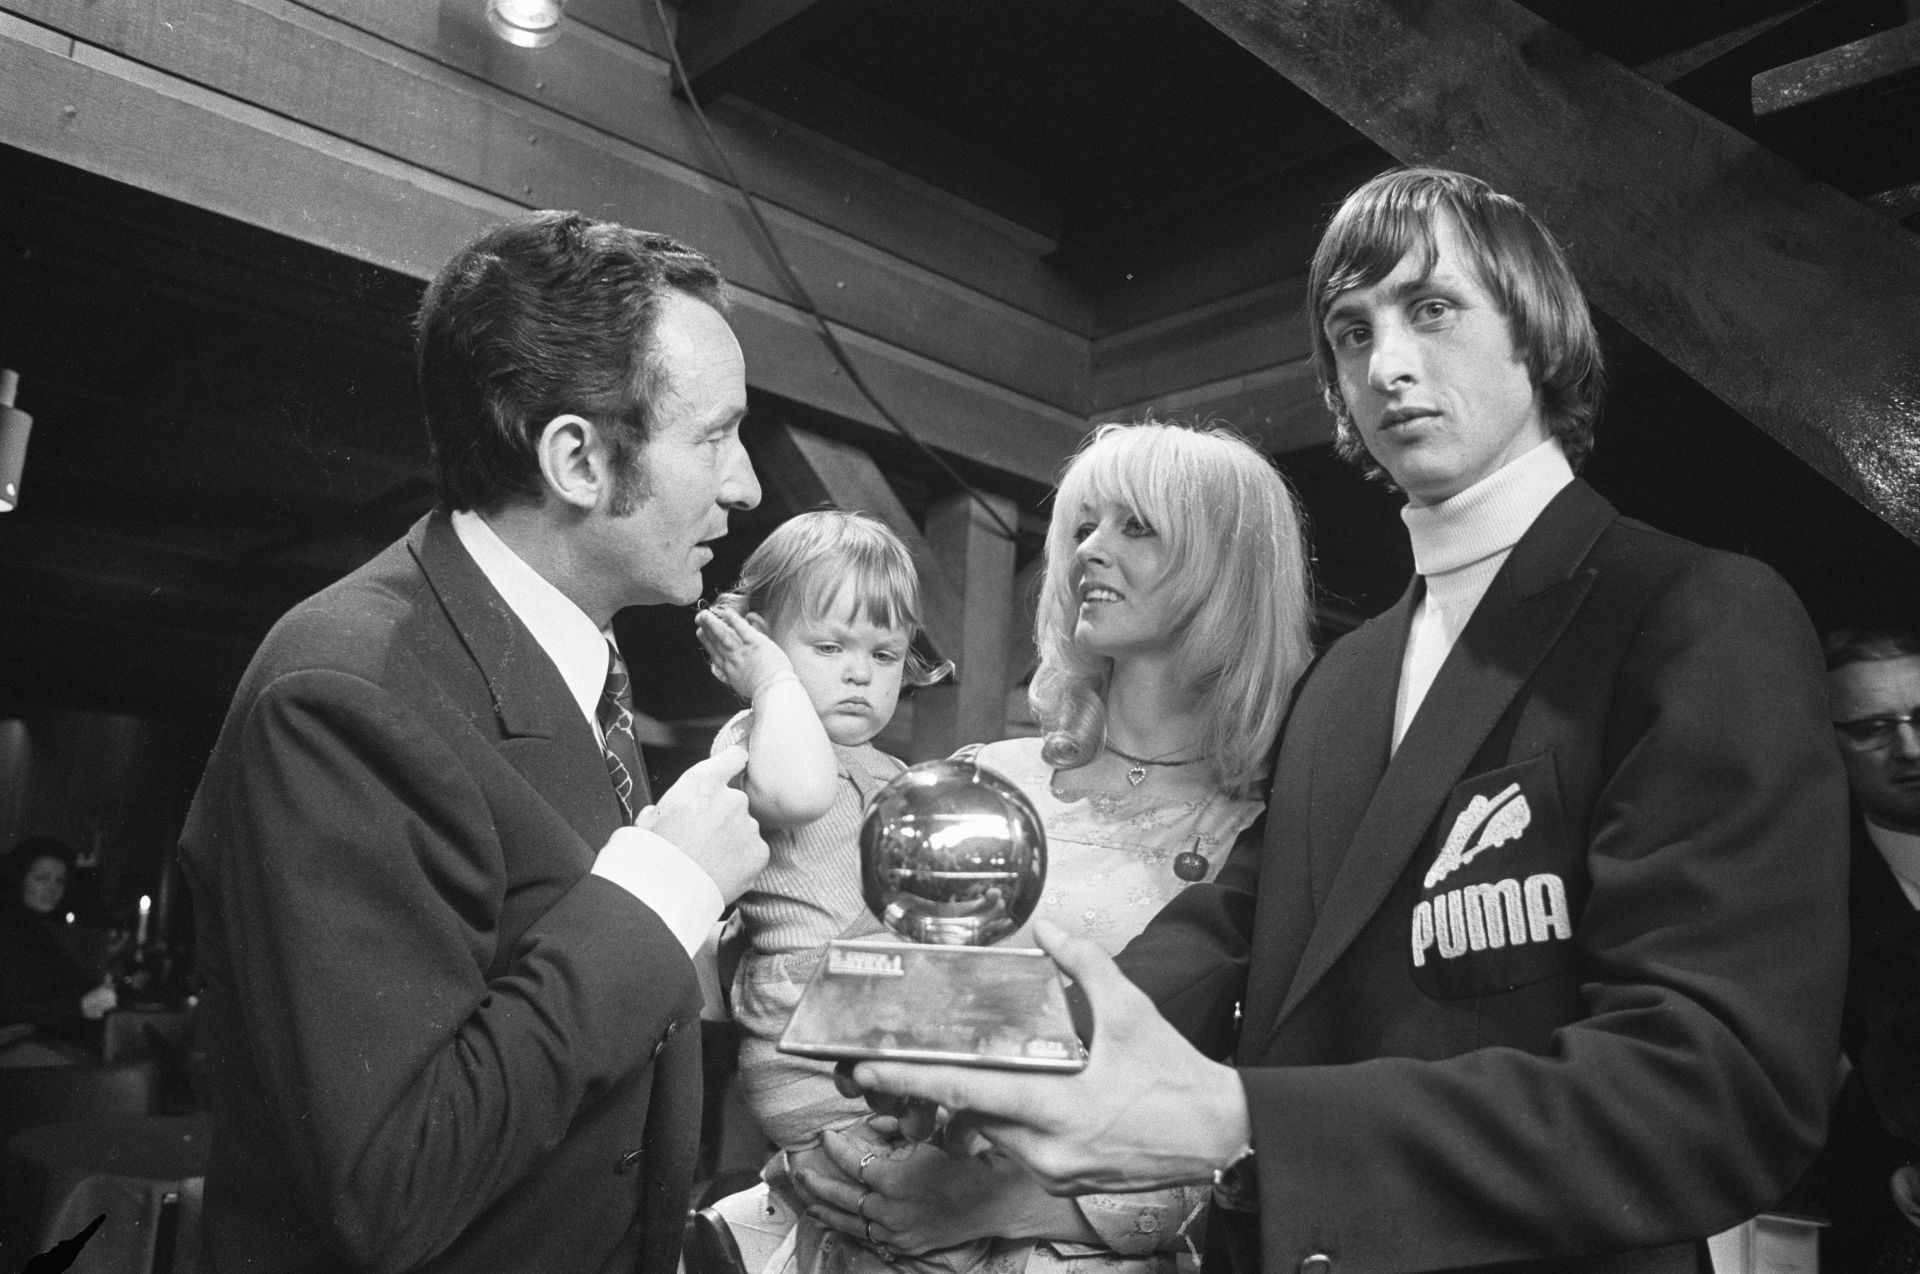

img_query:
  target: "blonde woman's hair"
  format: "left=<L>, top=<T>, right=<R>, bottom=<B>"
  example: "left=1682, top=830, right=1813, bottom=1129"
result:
left=1029, top=422, right=1313, bottom=799
left=725, top=509, right=951, bottom=687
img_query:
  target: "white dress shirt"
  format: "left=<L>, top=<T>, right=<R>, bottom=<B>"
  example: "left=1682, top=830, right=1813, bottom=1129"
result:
left=1393, top=440, right=1576, bottom=751
left=451, top=509, right=723, bottom=955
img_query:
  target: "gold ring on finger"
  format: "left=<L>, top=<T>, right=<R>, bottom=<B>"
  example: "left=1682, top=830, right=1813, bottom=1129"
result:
left=857, top=1149, right=879, bottom=1185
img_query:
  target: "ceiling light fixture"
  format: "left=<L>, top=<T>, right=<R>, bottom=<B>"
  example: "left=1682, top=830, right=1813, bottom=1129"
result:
left=0, top=370, right=31, bottom=513
left=487, top=0, right=565, bottom=48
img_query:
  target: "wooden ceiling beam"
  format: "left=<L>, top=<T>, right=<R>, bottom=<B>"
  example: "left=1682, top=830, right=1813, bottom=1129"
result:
left=673, top=0, right=887, bottom=105
left=1751, top=19, right=1920, bottom=117
left=1631, top=4, right=1820, bottom=87
left=1866, top=180, right=1920, bottom=220
left=1172, top=0, right=1920, bottom=544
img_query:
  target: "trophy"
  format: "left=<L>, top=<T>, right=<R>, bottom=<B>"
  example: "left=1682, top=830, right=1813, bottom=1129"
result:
left=777, top=757, right=1087, bottom=1071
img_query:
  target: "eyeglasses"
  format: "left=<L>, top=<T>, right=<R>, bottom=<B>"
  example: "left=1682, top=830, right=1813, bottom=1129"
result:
left=1833, top=709, right=1920, bottom=750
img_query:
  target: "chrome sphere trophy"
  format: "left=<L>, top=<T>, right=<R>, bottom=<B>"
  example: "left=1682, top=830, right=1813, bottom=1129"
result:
left=777, top=758, right=1086, bottom=1071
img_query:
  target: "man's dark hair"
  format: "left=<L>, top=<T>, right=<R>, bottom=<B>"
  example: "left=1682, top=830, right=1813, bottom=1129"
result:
left=1823, top=626, right=1920, bottom=672
left=416, top=211, right=727, bottom=513
left=1308, top=167, right=1605, bottom=485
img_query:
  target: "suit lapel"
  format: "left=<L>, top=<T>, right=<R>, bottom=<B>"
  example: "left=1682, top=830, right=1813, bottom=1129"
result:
left=1237, top=590, right=1408, bottom=1052
left=1263, top=481, right=1615, bottom=1042
left=410, top=511, right=624, bottom=849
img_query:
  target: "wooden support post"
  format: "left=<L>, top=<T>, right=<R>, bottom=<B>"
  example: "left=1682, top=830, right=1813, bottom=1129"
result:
left=997, top=553, right=1047, bottom=737
left=910, top=491, right=1018, bottom=762
left=1171, top=0, right=1920, bottom=544
left=1004, top=554, right=1045, bottom=693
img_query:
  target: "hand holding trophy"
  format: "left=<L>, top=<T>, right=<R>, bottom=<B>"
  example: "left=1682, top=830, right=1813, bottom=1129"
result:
left=778, top=757, right=1087, bottom=1072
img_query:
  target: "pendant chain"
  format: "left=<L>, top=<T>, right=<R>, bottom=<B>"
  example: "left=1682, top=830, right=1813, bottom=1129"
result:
left=1103, top=736, right=1209, bottom=787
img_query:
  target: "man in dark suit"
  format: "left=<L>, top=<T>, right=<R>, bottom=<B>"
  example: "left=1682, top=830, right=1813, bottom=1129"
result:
left=1798, top=628, right=1920, bottom=1269
left=831, top=169, right=1848, bottom=1273
left=180, top=212, right=767, bottom=1272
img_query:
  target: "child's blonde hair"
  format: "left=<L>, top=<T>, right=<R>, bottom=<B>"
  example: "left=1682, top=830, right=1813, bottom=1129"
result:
left=1029, top=421, right=1314, bottom=799
left=725, top=509, right=952, bottom=687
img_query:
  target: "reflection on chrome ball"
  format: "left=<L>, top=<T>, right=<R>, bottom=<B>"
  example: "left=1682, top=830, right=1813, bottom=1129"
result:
left=859, top=758, right=1047, bottom=946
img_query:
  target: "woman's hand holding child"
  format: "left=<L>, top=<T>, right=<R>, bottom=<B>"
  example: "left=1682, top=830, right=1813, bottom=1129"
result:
left=789, top=1117, right=1097, bottom=1258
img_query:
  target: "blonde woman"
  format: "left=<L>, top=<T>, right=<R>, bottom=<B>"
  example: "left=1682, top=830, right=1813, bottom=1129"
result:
left=782, top=421, right=1314, bottom=1274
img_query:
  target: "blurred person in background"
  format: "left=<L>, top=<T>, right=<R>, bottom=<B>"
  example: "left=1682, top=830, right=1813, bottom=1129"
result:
left=1794, top=628, right=1920, bottom=1271
left=0, top=836, right=115, bottom=1065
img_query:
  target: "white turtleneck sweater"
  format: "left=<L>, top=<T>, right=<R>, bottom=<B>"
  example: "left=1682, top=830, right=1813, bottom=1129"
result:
left=1392, top=440, right=1575, bottom=752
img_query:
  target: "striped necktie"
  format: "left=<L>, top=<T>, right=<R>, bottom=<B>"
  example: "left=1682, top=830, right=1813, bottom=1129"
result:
left=597, top=642, right=650, bottom=820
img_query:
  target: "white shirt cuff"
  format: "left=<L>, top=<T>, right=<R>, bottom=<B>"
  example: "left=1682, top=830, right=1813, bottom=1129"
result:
left=592, top=826, right=726, bottom=958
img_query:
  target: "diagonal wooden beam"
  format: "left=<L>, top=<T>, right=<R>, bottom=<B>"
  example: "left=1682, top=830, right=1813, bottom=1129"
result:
left=1171, top=0, right=1920, bottom=544
left=672, top=0, right=887, bottom=105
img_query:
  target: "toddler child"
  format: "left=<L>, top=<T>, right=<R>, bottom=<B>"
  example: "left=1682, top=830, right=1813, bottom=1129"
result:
left=694, top=509, right=950, bottom=1152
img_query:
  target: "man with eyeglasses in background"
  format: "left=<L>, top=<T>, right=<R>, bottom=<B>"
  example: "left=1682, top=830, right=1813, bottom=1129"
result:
left=1795, top=628, right=1920, bottom=1270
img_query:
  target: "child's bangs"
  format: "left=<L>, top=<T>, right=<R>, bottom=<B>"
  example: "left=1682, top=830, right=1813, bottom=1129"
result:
left=789, top=548, right=914, bottom=635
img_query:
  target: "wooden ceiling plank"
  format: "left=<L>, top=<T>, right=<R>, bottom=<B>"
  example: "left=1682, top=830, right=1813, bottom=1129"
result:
left=727, top=291, right=1088, bottom=487
left=0, top=26, right=1081, bottom=485
left=749, top=422, right=965, bottom=666
left=1172, top=0, right=1920, bottom=543
left=1099, top=359, right=1331, bottom=456
left=675, top=0, right=883, bottom=105
left=1091, top=278, right=1312, bottom=412
left=7, top=0, right=1089, bottom=409
left=280, top=0, right=1094, bottom=331
left=1082, top=145, right=1388, bottom=338
left=566, top=0, right=667, bottom=55
left=1751, top=19, right=1920, bottom=117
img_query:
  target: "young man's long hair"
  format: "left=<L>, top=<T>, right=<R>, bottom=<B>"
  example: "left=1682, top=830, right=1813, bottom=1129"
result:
left=1308, top=167, right=1605, bottom=484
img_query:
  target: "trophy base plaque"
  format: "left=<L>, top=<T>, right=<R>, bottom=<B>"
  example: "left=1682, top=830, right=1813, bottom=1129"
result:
left=778, top=939, right=1087, bottom=1072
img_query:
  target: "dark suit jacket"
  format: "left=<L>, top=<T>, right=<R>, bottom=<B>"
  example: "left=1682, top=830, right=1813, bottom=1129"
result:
left=180, top=511, right=704, bottom=1274
left=1848, top=813, right=1920, bottom=1139
left=1785, top=814, right=1920, bottom=1271
left=1122, top=481, right=1849, bottom=1274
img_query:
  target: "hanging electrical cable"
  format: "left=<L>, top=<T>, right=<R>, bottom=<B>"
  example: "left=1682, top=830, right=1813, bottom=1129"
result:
left=649, top=0, right=1028, bottom=546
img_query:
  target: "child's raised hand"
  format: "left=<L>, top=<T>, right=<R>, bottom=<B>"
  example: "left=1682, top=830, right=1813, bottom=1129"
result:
left=695, top=603, right=795, bottom=699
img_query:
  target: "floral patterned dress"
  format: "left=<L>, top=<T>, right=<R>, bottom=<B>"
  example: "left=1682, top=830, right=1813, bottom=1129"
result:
left=965, top=738, right=1264, bottom=960
left=964, top=736, right=1264, bottom=1274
